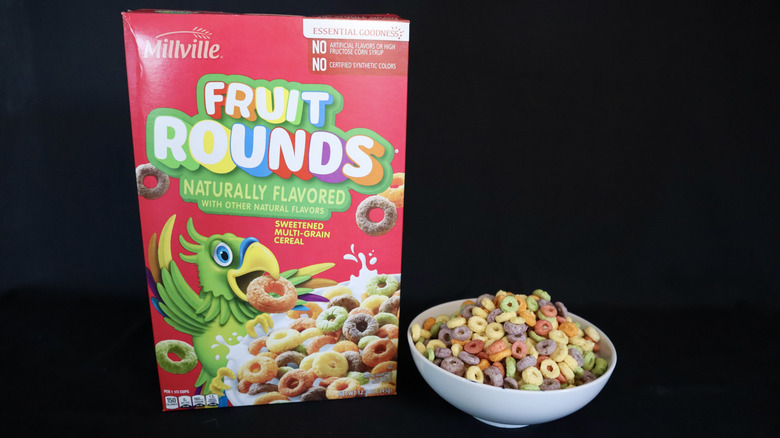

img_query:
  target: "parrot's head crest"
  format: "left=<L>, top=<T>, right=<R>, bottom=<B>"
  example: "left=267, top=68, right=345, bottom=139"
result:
left=179, top=218, right=280, bottom=300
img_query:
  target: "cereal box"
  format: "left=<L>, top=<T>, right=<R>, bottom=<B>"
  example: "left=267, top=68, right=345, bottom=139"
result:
left=122, top=10, right=409, bottom=410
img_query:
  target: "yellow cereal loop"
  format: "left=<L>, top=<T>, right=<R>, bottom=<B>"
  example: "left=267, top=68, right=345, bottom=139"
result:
left=495, top=311, right=515, bottom=323
left=411, top=323, right=422, bottom=341
left=299, top=352, right=319, bottom=370
left=420, top=329, right=431, bottom=339
left=323, top=285, right=352, bottom=300
left=300, top=327, right=323, bottom=342
left=451, top=343, right=463, bottom=357
left=570, top=336, right=587, bottom=347
left=527, top=344, right=539, bottom=358
left=266, top=328, right=302, bottom=353
left=465, top=366, right=485, bottom=383
left=585, top=326, right=601, bottom=342
left=435, top=314, right=451, bottom=323
left=521, top=366, right=543, bottom=385
left=446, top=317, right=467, bottom=328
left=312, top=351, right=349, bottom=378
left=361, top=295, right=388, bottom=313
left=471, top=307, right=488, bottom=319
left=551, top=343, right=569, bottom=362
left=539, top=358, right=561, bottom=379
left=480, top=298, right=496, bottom=311
left=562, top=354, right=579, bottom=370
left=582, top=339, right=596, bottom=352
left=415, top=341, right=427, bottom=354
left=467, top=316, right=488, bottom=333
left=426, top=339, right=446, bottom=350
left=485, top=322, right=505, bottom=340
left=472, top=333, right=488, bottom=342
left=549, top=329, right=569, bottom=345
left=559, top=361, right=575, bottom=383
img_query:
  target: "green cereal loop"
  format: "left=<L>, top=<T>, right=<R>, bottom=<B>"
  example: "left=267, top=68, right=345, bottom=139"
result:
left=568, top=345, right=584, bottom=355
left=526, top=296, right=539, bottom=312
left=505, top=356, right=517, bottom=379
left=316, top=306, right=348, bottom=332
left=348, top=371, right=370, bottom=385
left=573, top=366, right=585, bottom=378
left=528, top=330, right=545, bottom=342
left=374, top=312, right=399, bottom=326
left=582, top=351, right=596, bottom=371
left=429, top=321, right=443, bottom=338
left=358, top=335, right=380, bottom=349
left=155, top=339, right=198, bottom=374
left=500, top=296, right=520, bottom=313
left=366, top=275, right=399, bottom=297
left=537, top=313, right=556, bottom=324
left=532, top=289, right=551, bottom=301
left=592, top=357, right=608, bottom=376
left=277, top=366, right=293, bottom=379
left=425, top=348, right=436, bottom=362
left=520, top=384, right=541, bottom=391
left=295, top=344, right=308, bottom=355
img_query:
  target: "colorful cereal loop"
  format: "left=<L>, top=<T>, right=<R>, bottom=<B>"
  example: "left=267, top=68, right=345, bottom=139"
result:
left=465, top=365, right=485, bottom=383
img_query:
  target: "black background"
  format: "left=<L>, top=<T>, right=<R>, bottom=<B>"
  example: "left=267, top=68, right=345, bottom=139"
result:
left=1, top=1, right=778, bottom=436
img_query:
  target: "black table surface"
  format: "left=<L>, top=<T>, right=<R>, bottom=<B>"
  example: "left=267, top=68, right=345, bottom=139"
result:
left=3, top=291, right=776, bottom=437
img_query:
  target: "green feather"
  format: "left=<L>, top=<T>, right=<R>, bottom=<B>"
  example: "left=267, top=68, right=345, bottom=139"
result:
left=219, top=298, right=230, bottom=325
left=204, top=297, right=221, bottom=322
left=196, top=291, right=213, bottom=314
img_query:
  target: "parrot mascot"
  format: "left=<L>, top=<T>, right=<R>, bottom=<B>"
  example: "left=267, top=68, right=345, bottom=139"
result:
left=146, top=214, right=334, bottom=395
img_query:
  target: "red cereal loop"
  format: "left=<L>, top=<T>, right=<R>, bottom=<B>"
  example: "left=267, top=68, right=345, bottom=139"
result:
left=361, top=339, right=397, bottom=367
left=510, top=340, right=527, bottom=359
left=278, top=369, right=316, bottom=397
left=536, top=355, right=550, bottom=368
left=464, top=339, right=484, bottom=354
left=540, top=304, right=558, bottom=318
left=534, top=319, right=553, bottom=336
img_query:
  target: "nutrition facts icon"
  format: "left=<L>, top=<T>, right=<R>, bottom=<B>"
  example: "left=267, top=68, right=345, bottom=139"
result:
left=178, top=395, right=193, bottom=408
left=192, top=395, right=206, bottom=407
left=164, top=396, right=178, bottom=410
left=205, top=394, right=220, bottom=407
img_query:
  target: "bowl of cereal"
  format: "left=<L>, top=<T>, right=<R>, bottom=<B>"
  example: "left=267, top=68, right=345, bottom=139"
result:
left=407, top=291, right=616, bottom=428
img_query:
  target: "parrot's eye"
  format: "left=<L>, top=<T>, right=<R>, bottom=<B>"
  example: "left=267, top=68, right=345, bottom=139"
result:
left=212, top=242, right=233, bottom=267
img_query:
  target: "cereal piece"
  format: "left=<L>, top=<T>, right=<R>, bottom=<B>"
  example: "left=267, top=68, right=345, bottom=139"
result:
left=361, top=339, right=397, bottom=367
left=299, top=327, right=323, bottom=342
left=278, top=369, right=316, bottom=397
left=484, top=366, right=503, bottom=387
left=245, top=313, right=274, bottom=338
left=247, top=276, right=298, bottom=314
left=446, top=317, right=467, bottom=329
left=327, top=294, right=360, bottom=312
left=253, top=391, right=288, bottom=405
left=342, top=350, right=371, bottom=373
left=499, top=296, right=520, bottom=313
left=325, top=377, right=363, bottom=399
left=379, top=172, right=405, bottom=208
left=246, top=382, right=278, bottom=395
left=521, top=366, right=544, bottom=386
left=374, top=312, right=399, bottom=327
left=323, top=285, right=352, bottom=300
left=316, top=306, right=349, bottom=333
left=356, top=195, right=397, bottom=236
left=592, top=357, right=609, bottom=376
left=342, top=313, right=379, bottom=343
left=366, top=274, right=400, bottom=297
left=379, top=295, right=400, bottom=315
left=467, top=316, right=488, bottom=334
left=288, top=317, right=317, bottom=332
left=503, top=376, right=519, bottom=389
left=539, top=358, right=561, bottom=379
left=241, top=356, right=279, bottom=384
left=275, top=350, right=306, bottom=368
left=533, top=319, right=553, bottom=336
left=532, top=289, right=551, bottom=301
left=305, top=335, right=338, bottom=355
left=371, top=360, right=397, bottom=374
left=312, top=351, right=349, bottom=378
left=485, top=322, right=505, bottom=340
left=540, top=378, right=561, bottom=391
left=465, top=366, right=484, bottom=383
left=154, top=339, right=197, bottom=374
left=585, top=326, right=602, bottom=343
left=360, top=294, right=388, bottom=314
left=535, top=339, right=557, bottom=356
left=135, top=163, right=170, bottom=200
left=300, top=385, right=327, bottom=402
left=266, top=328, right=302, bottom=353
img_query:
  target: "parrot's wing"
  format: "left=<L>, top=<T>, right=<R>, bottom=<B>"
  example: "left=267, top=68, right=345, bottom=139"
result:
left=154, top=260, right=208, bottom=336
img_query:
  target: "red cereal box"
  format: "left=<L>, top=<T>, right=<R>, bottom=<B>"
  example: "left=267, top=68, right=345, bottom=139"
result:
left=122, top=10, right=409, bottom=411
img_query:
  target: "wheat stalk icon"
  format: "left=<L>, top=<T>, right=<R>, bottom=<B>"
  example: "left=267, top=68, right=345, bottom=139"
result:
left=155, top=27, right=212, bottom=39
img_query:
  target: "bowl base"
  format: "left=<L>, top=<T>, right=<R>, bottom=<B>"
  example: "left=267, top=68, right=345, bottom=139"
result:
left=473, top=416, right=528, bottom=428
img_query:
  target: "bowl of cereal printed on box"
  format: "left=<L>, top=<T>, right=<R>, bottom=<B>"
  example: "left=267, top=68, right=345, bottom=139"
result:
left=407, top=290, right=616, bottom=428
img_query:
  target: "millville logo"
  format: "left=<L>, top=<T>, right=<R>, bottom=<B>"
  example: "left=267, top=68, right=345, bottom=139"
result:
left=143, top=27, right=221, bottom=59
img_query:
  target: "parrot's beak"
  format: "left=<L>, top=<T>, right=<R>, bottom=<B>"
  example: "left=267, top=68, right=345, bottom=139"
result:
left=228, top=240, right=280, bottom=301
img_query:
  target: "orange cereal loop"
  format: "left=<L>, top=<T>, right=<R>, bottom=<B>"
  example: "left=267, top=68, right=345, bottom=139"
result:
left=492, top=361, right=505, bottom=376
left=286, top=302, right=323, bottom=320
left=559, top=321, right=578, bottom=337
left=379, top=172, right=405, bottom=209
left=289, top=317, right=317, bottom=332
left=536, top=355, right=550, bottom=368
left=422, top=317, right=436, bottom=331
left=488, top=349, right=511, bottom=363
left=332, top=340, right=360, bottom=353
left=278, top=369, right=316, bottom=397
left=371, top=360, right=397, bottom=374
left=361, top=339, right=398, bottom=367
left=485, top=339, right=507, bottom=355
left=451, top=338, right=470, bottom=346
left=246, top=276, right=298, bottom=313
left=253, top=391, right=289, bottom=405
left=242, top=356, right=278, bottom=384
left=318, top=376, right=340, bottom=387
left=349, top=306, right=375, bottom=317
left=305, top=335, right=338, bottom=355
left=516, top=298, right=527, bottom=312
left=477, top=358, right=491, bottom=371
left=248, top=336, right=268, bottom=355
left=326, top=377, right=364, bottom=399
left=519, top=309, right=536, bottom=327
left=237, top=379, right=253, bottom=394
left=377, top=324, right=400, bottom=339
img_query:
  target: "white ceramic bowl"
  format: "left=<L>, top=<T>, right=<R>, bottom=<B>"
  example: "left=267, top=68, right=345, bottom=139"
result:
left=407, top=299, right=617, bottom=428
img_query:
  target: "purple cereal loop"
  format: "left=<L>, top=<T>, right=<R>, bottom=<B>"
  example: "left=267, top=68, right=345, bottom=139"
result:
left=452, top=325, right=472, bottom=341
left=440, top=356, right=466, bottom=376
left=555, top=301, right=568, bottom=318
left=438, top=326, right=453, bottom=346
left=503, top=321, right=527, bottom=335
left=487, top=308, right=502, bottom=324
left=536, top=339, right=557, bottom=355
left=434, top=347, right=452, bottom=358
left=516, top=356, right=537, bottom=372
left=568, top=348, right=585, bottom=367
left=540, top=378, right=561, bottom=391
left=461, top=304, right=475, bottom=319
left=537, top=299, right=550, bottom=308
left=476, top=294, right=495, bottom=307
left=507, top=333, right=526, bottom=344
left=503, top=376, right=519, bottom=389
left=484, top=366, right=503, bottom=387
left=433, top=358, right=442, bottom=366
left=579, top=370, right=596, bottom=384
left=458, top=351, right=480, bottom=365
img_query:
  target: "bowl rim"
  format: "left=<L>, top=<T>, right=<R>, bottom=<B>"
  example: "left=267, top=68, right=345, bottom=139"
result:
left=406, top=298, right=617, bottom=396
